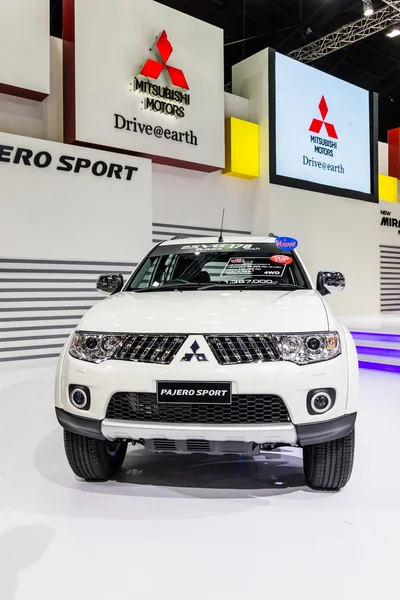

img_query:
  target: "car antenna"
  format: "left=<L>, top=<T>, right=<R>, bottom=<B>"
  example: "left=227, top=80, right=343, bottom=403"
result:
left=218, top=209, right=225, bottom=243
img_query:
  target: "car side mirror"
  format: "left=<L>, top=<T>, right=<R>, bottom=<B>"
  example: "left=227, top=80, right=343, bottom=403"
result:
left=96, top=273, right=124, bottom=295
left=316, top=271, right=345, bottom=296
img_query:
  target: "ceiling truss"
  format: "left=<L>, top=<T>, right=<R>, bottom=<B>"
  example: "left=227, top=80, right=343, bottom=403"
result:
left=289, top=0, right=400, bottom=63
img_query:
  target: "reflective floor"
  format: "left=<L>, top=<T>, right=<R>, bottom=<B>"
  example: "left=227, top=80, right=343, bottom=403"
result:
left=0, top=360, right=399, bottom=599
left=343, top=313, right=400, bottom=333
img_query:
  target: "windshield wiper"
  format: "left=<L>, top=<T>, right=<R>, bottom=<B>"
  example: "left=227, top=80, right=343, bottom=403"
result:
left=134, top=282, right=305, bottom=293
left=134, top=283, right=203, bottom=293
left=255, top=283, right=303, bottom=289
left=199, top=283, right=304, bottom=291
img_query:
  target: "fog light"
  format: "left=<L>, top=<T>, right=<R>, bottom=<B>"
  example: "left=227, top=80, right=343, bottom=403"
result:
left=306, top=388, right=336, bottom=415
left=71, top=389, right=87, bottom=408
left=311, top=392, right=331, bottom=413
left=69, top=385, right=90, bottom=410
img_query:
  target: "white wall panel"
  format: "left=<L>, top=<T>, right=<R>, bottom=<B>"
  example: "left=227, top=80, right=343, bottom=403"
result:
left=224, top=93, right=250, bottom=121
left=0, top=132, right=152, bottom=261
left=379, top=141, right=388, bottom=176
left=232, top=49, right=271, bottom=236
left=269, top=185, right=380, bottom=316
left=152, top=164, right=255, bottom=237
left=0, top=258, right=137, bottom=362
left=0, top=0, right=49, bottom=99
left=0, top=38, right=63, bottom=142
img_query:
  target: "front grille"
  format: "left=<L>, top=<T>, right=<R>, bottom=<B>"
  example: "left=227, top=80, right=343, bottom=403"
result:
left=106, top=392, right=290, bottom=424
left=206, top=335, right=281, bottom=365
left=115, top=335, right=187, bottom=365
left=145, top=439, right=256, bottom=455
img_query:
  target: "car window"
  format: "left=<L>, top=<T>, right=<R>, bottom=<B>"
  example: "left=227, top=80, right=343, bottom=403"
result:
left=136, top=254, right=177, bottom=288
left=126, top=241, right=311, bottom=292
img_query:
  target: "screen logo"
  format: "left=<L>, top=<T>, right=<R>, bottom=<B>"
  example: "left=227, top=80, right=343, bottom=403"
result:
left=309, top=96, right=338, bottom=140
left=139, top=30, right=189, bottom=90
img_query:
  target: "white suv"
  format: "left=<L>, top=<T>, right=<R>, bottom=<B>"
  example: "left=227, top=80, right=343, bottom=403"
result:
left=55, top=236, right=358, bottom=491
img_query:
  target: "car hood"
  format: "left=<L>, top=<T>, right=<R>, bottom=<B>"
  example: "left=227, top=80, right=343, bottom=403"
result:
left=79, top=289, right=329, bottom=334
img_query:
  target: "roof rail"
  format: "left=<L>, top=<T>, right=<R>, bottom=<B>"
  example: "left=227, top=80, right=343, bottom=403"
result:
left=169, top=235, right=219, bottom=240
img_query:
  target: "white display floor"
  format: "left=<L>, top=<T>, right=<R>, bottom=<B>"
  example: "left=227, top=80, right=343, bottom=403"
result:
left=1, top=361, right=399, bottom=599
left=342, top=313, right=400, bottom=333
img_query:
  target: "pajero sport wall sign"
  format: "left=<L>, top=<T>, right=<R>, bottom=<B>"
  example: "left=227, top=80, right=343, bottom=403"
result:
left=63, top=0, right=224, bottom=172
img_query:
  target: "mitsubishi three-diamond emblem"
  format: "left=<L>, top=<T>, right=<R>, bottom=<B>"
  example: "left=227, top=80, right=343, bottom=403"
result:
left=139, top=30, right=189, bottom=90
left=181, top=340, right=208, bottom=362
left=309, top=96, right=338, bottom=139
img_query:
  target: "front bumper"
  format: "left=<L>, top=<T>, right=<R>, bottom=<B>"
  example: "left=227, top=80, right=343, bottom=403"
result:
left=55, top=328, right=358, bottom=451
left=56, top=351, right=356, bottom=424
left=56, top=407, right=356, bottom=447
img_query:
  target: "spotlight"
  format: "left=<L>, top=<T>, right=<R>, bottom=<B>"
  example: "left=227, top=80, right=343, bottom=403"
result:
left=386, top=26, right=400, bottom=38
left=363, top=0, right=374, bottom=17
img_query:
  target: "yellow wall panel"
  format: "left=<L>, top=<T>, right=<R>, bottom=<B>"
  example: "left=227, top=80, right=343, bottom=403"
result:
left=379, top=173, right=398, bottom=203
left=223, top=117, right=259, bottom=179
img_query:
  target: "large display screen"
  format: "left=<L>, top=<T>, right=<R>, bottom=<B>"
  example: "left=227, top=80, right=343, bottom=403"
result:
left=269, top=50, right=378, bottom=203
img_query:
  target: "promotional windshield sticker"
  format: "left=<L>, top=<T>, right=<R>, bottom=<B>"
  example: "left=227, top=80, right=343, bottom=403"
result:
left=180, top=243, right=261, bottom=252
left=221, top=257, right=286, bottom=278
left=152, top=242, right=282, bottom=257
left=270, top=255, right=293, bottom=265
left=275, top=237, right=298, bottom=250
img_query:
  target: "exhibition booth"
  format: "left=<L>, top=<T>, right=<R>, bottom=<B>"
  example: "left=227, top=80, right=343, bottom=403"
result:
left=1, top=1, right=400, bottom=597
left=0, top=0, right=399, bottom=367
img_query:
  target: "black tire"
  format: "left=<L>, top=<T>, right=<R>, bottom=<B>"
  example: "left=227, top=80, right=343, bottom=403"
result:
left=303, top=428, right=355, bottom=492
left=63, top=430, right=128, bottom=481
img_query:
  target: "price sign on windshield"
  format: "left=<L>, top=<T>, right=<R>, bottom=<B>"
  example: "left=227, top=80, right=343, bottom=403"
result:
left=221, top=257, right=286, bottom=278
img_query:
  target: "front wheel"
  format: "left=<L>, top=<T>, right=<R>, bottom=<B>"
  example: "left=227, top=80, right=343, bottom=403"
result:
left=64, top=430, right=128, bottom=481
left=303, top=428, right=355, bottom=492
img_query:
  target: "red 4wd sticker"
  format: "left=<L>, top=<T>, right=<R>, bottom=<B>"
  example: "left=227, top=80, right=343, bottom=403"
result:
left=270, top=255, right=293, bottom=265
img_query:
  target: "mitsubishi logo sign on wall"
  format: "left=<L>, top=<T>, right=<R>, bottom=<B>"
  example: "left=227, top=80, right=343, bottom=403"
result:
left=133, top=30, right=191, bottom=120
left=63, top=0, right=225, bottom=173
left=139, top=30, right=189, bottom=90
left=271, top=50, right=376, bottom=201
left=309, top=96, right=338, bottom=140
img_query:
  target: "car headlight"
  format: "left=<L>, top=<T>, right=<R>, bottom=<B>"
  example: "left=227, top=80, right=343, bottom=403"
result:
left=69, top=332, right=126, bottom=363
left=274, top=332, right=341, bottom=365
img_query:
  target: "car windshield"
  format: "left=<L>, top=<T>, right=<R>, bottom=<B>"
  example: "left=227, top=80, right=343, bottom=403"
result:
left=126, top=241, right=311, bottom=292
